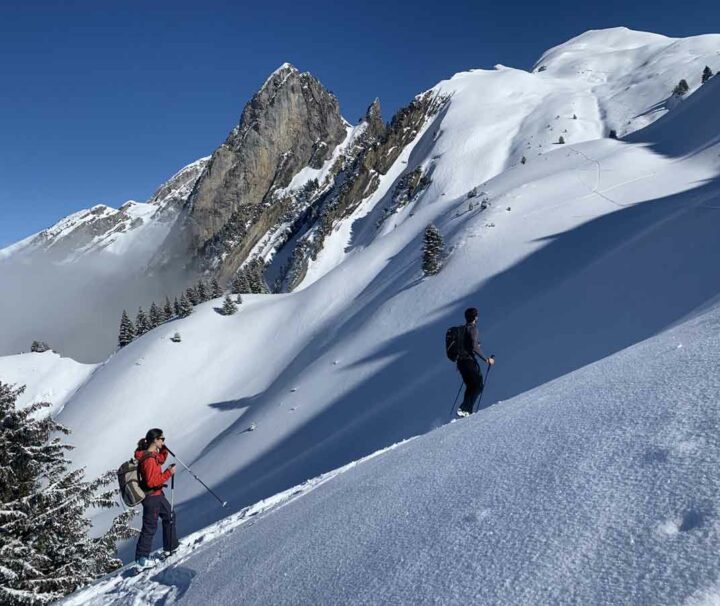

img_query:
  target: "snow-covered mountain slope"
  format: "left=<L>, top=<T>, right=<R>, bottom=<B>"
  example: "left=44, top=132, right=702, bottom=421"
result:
left=61, top=294, right=720, bottom=606
left=1, top=29, right=717, bottom=363
left=46, top=66, right=720, bottom=555
left=298, top=27, right=720, bottom=286
left=0, top=158, right=208, bottom=361
left=0, top=352, right=97, bottom=416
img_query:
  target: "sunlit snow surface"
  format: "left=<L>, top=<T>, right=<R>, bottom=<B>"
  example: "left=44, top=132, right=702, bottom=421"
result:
left=61, top=296, right=720, bottom=605
left=2, top=27, right=720, bottom=604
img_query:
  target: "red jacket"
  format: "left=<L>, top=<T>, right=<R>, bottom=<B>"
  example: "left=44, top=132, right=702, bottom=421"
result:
left=135, top=448, right=173, bottom=496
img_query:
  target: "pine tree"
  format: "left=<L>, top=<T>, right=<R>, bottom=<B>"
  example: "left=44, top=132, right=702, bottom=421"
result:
left=148, top=302, right=162, bottom=329
left=196, top=280, right=208, bottom=303
left=245, top=259, right=270, bottom=294
left=163, top=296, right=174, bottom=321
left=609, top=129, right=618, bottom=140
left=422, top=224, right=444, bottom=276
left=135, top=307, right=150, bottom=336
left=210, top=278, right=222, bottom=298
left=0, top=383, right=135, bottom=604
left=173, top=297, right=181, bottom=317
left=235, top=294, right=243, bottom=305
left=178, top=293, right=193, bottom=318
left=230, top=272, right=250, bottom=295
left=673, top=79, right=689, bottom=96
left=185, top=287, right=199, bottom=306
left=702, top=65, right=714, bottom=84
left=558, top=136, right=565, bottom=144
left=520, top=156, right=527, bottom=165
left=118, top=310, right=135, bottom=347
left=221, top=294, right=238, bottom=315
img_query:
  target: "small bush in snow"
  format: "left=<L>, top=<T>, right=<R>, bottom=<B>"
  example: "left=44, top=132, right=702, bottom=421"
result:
left=702, top=66, right=714, bottom=84
left=30, top=340, right=51, bottom=353
left=221, top=295, right=238, bottom=315
left=609, top=129, right=618, bottom=139
left=170, top=332, right=182, bottom=343
left=558, top=136, right=565, bottom=144
left=673, top=79, right=689, bottom=96
left=521, top=156, right=527, bottom=165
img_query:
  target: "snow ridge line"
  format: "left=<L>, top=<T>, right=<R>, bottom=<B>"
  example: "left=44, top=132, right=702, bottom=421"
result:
left=59, top=436, right=416, bottom=605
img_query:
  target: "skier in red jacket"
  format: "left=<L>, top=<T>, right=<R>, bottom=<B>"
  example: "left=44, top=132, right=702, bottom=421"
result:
left=134, top=428, right=178, bottom=569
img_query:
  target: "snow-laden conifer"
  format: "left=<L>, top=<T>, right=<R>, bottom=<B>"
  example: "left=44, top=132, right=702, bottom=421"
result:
left=185, top=287, right=199, bottom=306
left=0, top=382, right=135, bottom=605
left=178, top=294, right=193, bottom=318
left=148, top=302, right=162, bottom=329
left=135, top=308, right=150, bottom=336
left=221, top=294, right=238, bottom=316
left=210, top=278, right=222, bottom=298
left=422, top=224, right=444, bottom=276
left=196, top=280, right=208, bottom=303
left=163, top=297, right=173, bottom=321
left=118, top=310, right=135, bottom=347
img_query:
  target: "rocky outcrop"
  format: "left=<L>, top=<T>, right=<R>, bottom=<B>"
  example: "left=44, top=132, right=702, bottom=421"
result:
left=279, top=91, right=447, bottom=290
left=181, top=63, right=348, bottom=281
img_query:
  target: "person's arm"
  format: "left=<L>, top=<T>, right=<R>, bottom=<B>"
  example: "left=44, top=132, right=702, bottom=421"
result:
left=469, top=324, right=488, bottom=362
left=140, top=456, right=173, bottom=489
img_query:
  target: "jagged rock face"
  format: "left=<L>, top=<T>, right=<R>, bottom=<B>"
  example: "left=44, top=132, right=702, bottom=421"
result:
left=184, top=64, right=347, bottom=280
left=280, top=91, right=447, bottom=290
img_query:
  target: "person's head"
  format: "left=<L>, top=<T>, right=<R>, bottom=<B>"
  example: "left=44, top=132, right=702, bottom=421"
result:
left=464, top=307, right=479, bottom=324
left=137, top=428, right=165, bottom=452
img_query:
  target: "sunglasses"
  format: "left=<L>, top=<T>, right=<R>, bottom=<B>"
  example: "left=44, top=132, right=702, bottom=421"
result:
left=157, top=437, right=166, bottom=441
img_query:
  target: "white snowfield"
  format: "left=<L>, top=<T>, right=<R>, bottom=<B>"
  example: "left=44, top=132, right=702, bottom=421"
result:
left=2, top=27, right=720, bottom=604
left=60, top=296, right=720, bottom=605
left=0, top=351, right=97, bottom=416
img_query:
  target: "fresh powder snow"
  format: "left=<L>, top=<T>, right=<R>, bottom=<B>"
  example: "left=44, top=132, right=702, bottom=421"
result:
left=60, top=294, right=720, bottom=605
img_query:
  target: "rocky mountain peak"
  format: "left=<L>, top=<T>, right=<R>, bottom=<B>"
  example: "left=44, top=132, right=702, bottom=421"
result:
left=363, top=97, right=385, bottom=140
left=175, top=64, right=348, bottom=280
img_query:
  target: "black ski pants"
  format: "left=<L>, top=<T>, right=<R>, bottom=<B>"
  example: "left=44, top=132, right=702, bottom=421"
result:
left=135, top=494, right=177, bottom=559
left=457, top=357, right=484, bottom=414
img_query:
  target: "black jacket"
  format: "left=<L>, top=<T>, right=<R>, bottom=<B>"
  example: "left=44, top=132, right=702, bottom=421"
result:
left=458, top=323, right=487, bottom=362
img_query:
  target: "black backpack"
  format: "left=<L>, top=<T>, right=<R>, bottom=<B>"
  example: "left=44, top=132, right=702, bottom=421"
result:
left=445, top=325, right=466, bottom=362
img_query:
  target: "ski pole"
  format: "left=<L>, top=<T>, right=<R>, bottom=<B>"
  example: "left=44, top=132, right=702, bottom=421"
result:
left=449, top=376, right=464, bottom=417
left=475, top=355, right=495, bottom=410
left=170, top=473, right=175, bottom=512
left=165, top=446, right=228, bottom=508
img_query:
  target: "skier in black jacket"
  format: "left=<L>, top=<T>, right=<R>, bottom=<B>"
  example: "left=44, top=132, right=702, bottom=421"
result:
left=456, top=307, right=494, bottom=416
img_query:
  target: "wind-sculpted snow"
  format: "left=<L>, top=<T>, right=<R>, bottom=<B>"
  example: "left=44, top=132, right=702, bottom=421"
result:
left=61, top=299, right=720, bottom=605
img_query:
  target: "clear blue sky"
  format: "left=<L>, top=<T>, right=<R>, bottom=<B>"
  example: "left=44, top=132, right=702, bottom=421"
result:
left=0, top=0, right=716, bottom=247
